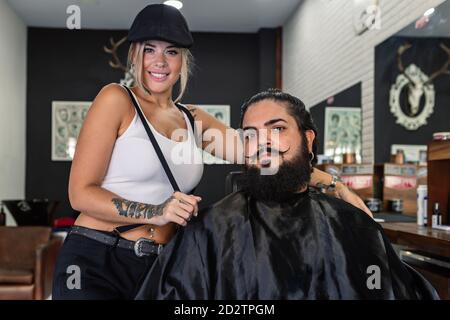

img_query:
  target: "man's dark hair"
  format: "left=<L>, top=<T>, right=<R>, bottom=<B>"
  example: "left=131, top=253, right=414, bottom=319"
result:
left=240, top=89, right=318, bottom=166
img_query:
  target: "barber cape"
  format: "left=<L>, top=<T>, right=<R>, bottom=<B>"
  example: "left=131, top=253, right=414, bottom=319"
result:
left=135, top=189, right=438, bottom=300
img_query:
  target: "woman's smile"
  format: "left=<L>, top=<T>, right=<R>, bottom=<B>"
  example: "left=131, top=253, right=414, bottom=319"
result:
left=148, top=71, right=170, bottom=82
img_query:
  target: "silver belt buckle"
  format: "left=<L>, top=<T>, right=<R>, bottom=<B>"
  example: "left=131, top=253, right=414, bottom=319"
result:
left=134, top=238, right=163, bottom=257
left=134, top=238, right=151, bottom=257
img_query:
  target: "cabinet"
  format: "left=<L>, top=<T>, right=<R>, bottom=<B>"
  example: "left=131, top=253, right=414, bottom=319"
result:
left=427, top=140, right=450, bottom=225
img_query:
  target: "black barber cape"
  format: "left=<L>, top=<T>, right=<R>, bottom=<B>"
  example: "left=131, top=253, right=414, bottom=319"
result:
left=135, top=189, right=438, bottom=300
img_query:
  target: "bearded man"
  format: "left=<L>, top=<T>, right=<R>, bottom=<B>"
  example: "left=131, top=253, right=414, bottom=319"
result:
left=135, top=89, right=438, bottom=300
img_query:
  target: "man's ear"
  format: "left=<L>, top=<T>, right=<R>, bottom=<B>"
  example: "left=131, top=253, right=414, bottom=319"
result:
left=305, top=130, right=316, bottom=153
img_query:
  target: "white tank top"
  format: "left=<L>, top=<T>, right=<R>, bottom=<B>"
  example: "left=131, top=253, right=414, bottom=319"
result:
left=101, top=88, right=204, bottom=205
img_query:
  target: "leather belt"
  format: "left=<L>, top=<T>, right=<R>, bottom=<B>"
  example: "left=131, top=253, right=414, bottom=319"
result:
left=70, top=226, right=164, bottom=257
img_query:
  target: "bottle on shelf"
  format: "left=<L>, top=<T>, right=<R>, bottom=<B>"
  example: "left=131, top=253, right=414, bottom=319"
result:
left=432, top=202, right=442, bottom=228
left=417, top=185, right=427, bottom=226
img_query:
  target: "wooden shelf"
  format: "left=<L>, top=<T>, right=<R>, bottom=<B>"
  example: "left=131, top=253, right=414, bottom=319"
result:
left=427, top=140, right=450, bottom=225
left=428, top=140, right=450, bottom=161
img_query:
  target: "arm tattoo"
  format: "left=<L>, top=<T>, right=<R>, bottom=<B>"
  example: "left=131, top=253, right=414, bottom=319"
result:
left=112, top=197, right=174, bottom=220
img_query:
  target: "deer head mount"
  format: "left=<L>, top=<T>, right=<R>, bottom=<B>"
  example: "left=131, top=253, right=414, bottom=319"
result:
left=389, top=42, right=450, bottom=130
left=103, top=36, right=135, bottom=87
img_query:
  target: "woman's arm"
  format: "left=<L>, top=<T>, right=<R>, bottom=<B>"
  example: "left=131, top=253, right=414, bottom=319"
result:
left=186, top=105, right=243, bottom=163
left=309, top=168, right=373, bottom=217
left=69, top=84, right=200, bottom=227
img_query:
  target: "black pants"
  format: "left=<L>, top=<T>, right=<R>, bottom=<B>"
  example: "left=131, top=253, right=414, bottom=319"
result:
left=52, top=228, right=157, bottom=300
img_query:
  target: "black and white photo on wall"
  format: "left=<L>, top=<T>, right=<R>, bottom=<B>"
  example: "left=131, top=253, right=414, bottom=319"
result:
left=195, top=104, right=231, bottom=164
left=324, top=107, right=362, bottom=163
left=51, top=101, right=91, bottom=161
left=309, top=82, right=362, bottom=164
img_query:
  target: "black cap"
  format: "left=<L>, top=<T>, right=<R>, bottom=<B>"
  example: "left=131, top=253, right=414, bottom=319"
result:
left=127, top=4, right=193, bottom=48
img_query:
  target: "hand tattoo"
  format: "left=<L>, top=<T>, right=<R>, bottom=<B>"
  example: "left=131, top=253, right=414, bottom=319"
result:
left=112, top=197, right=173, bottom=220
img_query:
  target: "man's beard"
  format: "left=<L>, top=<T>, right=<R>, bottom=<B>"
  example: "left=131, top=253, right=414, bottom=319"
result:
left=242, top=141, right=312, bottom=203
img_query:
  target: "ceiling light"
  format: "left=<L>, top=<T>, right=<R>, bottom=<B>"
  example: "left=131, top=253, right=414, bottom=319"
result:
left=424, top=8, right=435, bottom=17
left=164, top=0, right=183, bottom=10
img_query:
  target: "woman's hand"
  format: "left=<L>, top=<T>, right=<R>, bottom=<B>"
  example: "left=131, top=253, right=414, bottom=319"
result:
left=151, top=192, right=202, bottom=227
left=333, top=182, right=373, bottom=218
left=309, top=168, right=373, bottom=218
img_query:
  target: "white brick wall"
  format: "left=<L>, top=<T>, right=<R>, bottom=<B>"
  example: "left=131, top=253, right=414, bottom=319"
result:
left=283, top=0, right=445, bottom=162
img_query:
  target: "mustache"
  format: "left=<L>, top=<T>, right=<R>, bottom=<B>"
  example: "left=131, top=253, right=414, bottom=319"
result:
left=245, top=145, right=291, bottom=161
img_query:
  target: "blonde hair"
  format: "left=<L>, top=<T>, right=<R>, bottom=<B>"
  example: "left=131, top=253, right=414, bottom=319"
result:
left=127, top=41, right=193, bottom=103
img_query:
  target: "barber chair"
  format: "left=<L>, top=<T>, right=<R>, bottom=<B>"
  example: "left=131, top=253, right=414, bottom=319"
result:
left=225, top=171, right=245, bottom=194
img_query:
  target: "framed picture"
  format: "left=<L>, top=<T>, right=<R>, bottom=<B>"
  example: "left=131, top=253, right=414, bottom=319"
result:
left=52, top=101, right=91, bottom=161
left=324, top=107, right=362, bottom=163
left=195, top=105, right=231, bottom=164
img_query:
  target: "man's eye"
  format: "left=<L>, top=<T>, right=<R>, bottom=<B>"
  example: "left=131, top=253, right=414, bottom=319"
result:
left=244, top=132, right=257, bottom=139
left=272, top=127, right=285, bottom=132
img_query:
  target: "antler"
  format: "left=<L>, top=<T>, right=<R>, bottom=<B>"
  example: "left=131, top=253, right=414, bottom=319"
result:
left=425, top=43, right=450, bottom=85
left=103, top=36, right=128, bottom=72
left=397, top=42, right=414, bottom=83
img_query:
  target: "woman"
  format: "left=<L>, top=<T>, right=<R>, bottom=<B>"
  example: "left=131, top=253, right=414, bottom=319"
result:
left=52, top=4, right=371, bottom=300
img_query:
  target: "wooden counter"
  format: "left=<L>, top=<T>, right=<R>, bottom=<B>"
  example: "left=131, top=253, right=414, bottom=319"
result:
left=380, top=222, right=450, bottom=299
left=380, top=222, right=450, bottom=259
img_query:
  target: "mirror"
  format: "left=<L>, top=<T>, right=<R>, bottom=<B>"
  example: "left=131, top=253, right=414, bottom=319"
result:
left=374, top=0, right=450, bottom=163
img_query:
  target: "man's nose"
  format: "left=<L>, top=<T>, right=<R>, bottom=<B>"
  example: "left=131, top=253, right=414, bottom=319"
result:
left=258, top=129, right=273, bottom=147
